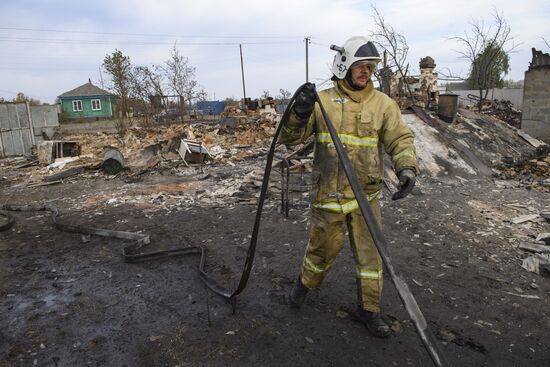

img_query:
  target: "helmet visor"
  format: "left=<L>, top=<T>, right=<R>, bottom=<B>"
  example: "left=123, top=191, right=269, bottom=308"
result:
left=350, top=60, right=376, bottom=70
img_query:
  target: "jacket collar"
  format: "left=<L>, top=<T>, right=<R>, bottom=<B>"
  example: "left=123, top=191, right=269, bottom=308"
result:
left=336, top=78, right=373, bottom=103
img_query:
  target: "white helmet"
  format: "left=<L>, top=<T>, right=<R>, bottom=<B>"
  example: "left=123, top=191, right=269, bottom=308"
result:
left=330, top=36, right=381, bottom=79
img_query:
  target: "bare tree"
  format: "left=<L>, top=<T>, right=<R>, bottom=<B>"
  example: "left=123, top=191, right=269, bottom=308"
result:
left=261, top=90, right=271, bottom=99
left=450, top=9, right=518, bottom=112
left=162, top=44, right=203, bottom=116
left=278, top=89, right=291, bottom=100
left=370, top=5, right=416, bottom=106
left=195, top=89, right=208, bottom=102
left=128, top=65, right=164, bottom=124
left=145, top=65, right=165, bottom=97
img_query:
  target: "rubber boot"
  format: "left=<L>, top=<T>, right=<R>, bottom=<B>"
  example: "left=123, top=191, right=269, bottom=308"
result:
left=357, top=307, right=391, bottom=338
left=289, top=277, right=309, bottom=308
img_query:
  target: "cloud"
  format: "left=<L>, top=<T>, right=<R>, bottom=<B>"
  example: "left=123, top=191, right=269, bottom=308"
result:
left=0, top=0, right=548, bottom=102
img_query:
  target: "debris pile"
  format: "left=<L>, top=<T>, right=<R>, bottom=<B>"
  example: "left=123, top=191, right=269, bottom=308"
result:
left=0, top=103, right=547, bottom=210
left=495, top=145, right=550, bottom=191
left=1, top=116, right=278, bottom=186
left=466, top=99, right=522, bottom=128
left=405, top=106, right=538, bottom=177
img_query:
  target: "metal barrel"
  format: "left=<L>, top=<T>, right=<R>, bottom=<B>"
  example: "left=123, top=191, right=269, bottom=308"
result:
left=102, top=148, right=124, bottom=175
left=438, top=94, right=459, bottom=123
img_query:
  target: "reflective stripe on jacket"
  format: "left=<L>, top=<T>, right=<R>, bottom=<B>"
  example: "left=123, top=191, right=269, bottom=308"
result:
left=279, top=80, right=418, bottom=208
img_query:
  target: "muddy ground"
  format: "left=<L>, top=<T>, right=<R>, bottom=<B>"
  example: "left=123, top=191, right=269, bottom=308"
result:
left=1, top=158, right=549, bottom=367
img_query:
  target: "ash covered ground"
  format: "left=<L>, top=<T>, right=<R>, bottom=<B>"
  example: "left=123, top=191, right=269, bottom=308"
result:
left=1, top=109, right=549, bottom=367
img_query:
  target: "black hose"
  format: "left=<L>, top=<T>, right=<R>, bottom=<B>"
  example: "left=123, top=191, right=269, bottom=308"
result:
left=1, top=83, right=449, bottom=366
left=0, top=210, right=15, bottom=231
left=0, top=85, right=306, bottom=303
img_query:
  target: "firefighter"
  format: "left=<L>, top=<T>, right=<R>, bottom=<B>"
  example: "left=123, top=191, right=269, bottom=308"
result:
left=280, top=36, right=418, bottom=337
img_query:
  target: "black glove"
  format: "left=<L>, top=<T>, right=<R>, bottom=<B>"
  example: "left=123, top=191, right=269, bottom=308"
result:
left=293, top=83, right=316, bottom=120
left=392, top=168, right=416, bottom=200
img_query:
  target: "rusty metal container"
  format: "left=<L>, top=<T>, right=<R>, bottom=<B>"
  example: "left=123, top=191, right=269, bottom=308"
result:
left=438, top=94, right=459, bottom=123
left=102, top=148, right=124, bottom=175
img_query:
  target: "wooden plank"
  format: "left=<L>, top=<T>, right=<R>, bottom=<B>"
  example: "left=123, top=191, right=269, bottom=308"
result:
left=27, top=180, right=62, bottom=188
left=519, top=242, right=550, bottom=253
left=45, top=166, right=83, bottom=182
left=511, top=214, right=540, bottom=224
left=518, top=130, right=545, bottom=148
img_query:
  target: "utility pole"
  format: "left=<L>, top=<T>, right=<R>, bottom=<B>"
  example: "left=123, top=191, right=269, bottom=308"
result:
left=239, top=44, right=247, bottom=109
left=99, top=67, right=105, bottom=89
left=305, top=37, right=310, bottom=82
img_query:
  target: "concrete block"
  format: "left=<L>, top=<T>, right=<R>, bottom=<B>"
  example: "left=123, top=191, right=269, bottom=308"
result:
left=37, top=141, right=55, bottom=164
left=523, top=119, right=550, bottom=144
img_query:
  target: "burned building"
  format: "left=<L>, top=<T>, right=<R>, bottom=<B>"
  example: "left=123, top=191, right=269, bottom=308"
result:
left=389, top=56, right=439, bottom=108
left=522, top=48, right=550, bottom=143
left=417, top=56, right=439, bottom=108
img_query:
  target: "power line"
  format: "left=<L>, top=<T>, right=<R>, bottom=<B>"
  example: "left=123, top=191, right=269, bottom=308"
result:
left=310, top=40, right=331, bottom=48
left=0, top=26, right=300, bottom=40
left=0, top=36, right=300, bottom=46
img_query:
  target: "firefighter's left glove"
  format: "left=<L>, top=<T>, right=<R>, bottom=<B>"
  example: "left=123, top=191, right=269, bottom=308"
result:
left=293, top=83, right=316, bottom=121
left=392, top=168, right=416, bottom=200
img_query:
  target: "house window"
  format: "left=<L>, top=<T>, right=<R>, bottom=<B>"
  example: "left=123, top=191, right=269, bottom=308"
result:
left=91, top=99, right=101, bottom=111
left=72, top=100, right=83, bottom=112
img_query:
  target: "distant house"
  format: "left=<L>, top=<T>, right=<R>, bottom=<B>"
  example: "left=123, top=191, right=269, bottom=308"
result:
left=58, top=79, right=115, bottom=120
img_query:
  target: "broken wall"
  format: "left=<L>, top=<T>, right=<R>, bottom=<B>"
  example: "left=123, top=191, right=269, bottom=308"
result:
left=522, top=49, right=550, bottom=143
left=30, top=105, right=59, bottom=140
left=388, top=57, right=439, bottom=108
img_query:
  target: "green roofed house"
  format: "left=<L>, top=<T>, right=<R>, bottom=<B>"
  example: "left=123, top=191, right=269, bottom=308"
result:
left=58, top=79, right=115, bottom=120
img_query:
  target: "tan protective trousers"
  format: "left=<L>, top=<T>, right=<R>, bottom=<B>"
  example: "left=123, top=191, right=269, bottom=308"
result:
left=299, top=199, right=383, bottom=312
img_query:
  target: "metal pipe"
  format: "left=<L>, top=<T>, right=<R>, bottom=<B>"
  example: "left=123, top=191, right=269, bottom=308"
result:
left=281, top=158, right=291, bottom=217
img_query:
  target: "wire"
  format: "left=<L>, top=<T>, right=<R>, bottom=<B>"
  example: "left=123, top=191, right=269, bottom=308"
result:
left=0, top=26, right=300, bottom=40
left=0, top=36, right=300, bottom=46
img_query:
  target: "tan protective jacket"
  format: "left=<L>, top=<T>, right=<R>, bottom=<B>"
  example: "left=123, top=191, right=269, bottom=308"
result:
left=279, top=80, right=418, bottom=213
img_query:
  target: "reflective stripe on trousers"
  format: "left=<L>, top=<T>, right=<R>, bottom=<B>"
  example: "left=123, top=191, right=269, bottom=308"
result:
left=357, top=268, right=383, bottom=280
left=313, top=190, right=381, bottom=214
left=300, top=199, right=384, bottom=312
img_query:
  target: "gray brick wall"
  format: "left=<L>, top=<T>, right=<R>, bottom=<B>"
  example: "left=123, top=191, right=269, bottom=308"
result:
left=522, top=66, right=550, bottom=143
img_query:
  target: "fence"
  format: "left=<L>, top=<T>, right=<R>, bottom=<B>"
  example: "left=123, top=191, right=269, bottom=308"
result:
left=448, top=88, right=523, bottom=108
left=0, top=103, right=59, bottom=157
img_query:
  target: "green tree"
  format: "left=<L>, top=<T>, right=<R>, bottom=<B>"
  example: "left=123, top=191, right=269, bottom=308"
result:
left=12, top=92, right=41, bottom=105
left=451, top=9, right=517, bottom=112
left=103, top=49, right=132, bottom=133
left=467, top=43, right=510, bottom=90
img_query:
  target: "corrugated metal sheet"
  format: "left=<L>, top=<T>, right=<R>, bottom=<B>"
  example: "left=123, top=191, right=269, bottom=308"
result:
left=0, top=103, right=59, bottom=157
left=196, top=101, right=225, bottom=115
left=0, top=103, right=33, bottom=156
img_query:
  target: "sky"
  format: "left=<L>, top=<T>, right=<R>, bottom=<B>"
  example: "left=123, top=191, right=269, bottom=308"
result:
left=0, top=0, right=548, bottom=104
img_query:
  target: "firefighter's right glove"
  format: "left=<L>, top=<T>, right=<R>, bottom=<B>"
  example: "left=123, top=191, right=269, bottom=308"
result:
left=392, top=168, right=416, bottom=200
left=293, top=83, right=316, bottom=121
